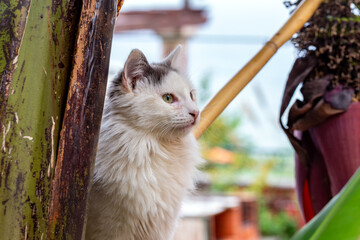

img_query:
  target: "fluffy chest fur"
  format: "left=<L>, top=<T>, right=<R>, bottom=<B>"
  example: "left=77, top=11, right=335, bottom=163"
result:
left=86, top=118, right=200, bottom=240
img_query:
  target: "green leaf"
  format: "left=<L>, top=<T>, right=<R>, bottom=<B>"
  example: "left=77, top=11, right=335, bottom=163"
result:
left=292, top=168, right=360, bottom=240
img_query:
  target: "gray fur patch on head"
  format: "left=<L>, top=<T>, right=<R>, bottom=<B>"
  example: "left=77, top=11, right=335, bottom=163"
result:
left=150, top=62, right=178, bottom=83
left=108, top=46, right=183, bottom=99
left=109, top=64, right=175, bottom=100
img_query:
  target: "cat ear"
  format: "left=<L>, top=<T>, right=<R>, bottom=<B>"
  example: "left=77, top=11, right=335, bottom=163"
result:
left=122, top=49, right=150, bottom=92
left=163, top=45, right=184, bottom=72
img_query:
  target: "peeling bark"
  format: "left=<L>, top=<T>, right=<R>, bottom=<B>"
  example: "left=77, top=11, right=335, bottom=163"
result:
left=1, top=0, right=120, bottom=238
left=0, top=0, right=80, bottom=239
left=47, top=0, right=118, bottom=239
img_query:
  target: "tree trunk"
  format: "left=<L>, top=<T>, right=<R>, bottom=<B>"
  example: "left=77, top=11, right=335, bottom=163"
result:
left=0, top=0, right=122, bottom=239
left=47, top=0, right=118, bottom=238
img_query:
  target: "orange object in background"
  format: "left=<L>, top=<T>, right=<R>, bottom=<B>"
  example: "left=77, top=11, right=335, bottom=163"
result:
left=215, top=206, right=242, bottom=239
left=174, top=195, right=259, bottom=240
left=214, top=198, right=259, bottom=240
left=205, top=147, right=235, bottom=164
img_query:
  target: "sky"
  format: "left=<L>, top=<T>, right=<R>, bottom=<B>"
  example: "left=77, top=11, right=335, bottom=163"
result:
left=109, top=0, right=300, bottom=153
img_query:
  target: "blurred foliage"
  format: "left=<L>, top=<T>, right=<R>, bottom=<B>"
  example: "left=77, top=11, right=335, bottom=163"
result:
left=198, top=74, right=298, bottom=238
left=198, top=113, right=291, bottom=194
left=200, top=114, right=243, bottom=151
left=199, top=114, right=255, bottom=193
left=250, top=159, right=277, bottom=194
left=284, top=0, right=360, bottom=97
left=201, top=152, right=256, bottom=193
left=198, top=74, right=293, bottom=193
left=260, top=198, right=297, bottom=240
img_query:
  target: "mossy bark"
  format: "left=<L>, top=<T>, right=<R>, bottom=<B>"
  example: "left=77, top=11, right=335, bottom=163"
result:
left=0, top=0, right=120, bottom=239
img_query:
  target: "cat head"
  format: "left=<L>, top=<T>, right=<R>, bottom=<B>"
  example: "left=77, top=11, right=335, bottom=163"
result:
left=109, top=46, right=199, bottom=139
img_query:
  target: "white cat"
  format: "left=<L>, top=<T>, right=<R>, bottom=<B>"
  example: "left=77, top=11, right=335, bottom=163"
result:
left=85, top=46, right=202, bottom=240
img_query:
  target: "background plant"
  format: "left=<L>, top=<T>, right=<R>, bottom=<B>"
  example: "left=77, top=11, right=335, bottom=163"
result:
left=284, top=0, right=360, bottom=97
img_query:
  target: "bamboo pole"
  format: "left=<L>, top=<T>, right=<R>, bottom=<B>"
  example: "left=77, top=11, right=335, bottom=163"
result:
left=193, top=0, right=323, bottom=139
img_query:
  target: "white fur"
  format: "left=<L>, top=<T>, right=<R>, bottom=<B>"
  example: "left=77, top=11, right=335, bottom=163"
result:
left=85, top=49, right=202, bottom=240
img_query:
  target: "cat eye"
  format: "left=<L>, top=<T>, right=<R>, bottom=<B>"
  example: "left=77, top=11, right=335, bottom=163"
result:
left=190, top=90, right=196, bottom=101
left=162, top=94, right=174, bottom=103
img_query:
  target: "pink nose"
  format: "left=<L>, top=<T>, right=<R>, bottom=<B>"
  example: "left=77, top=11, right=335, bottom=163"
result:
left=189, top=110, right=199, bottom=124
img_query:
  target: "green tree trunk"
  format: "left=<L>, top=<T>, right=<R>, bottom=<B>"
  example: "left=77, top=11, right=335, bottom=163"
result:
left=0, top=0, right=120, bottom=239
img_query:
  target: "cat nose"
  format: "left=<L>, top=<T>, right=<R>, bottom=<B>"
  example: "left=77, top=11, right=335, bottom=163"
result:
left=189, top=110, right=199, bottom=123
